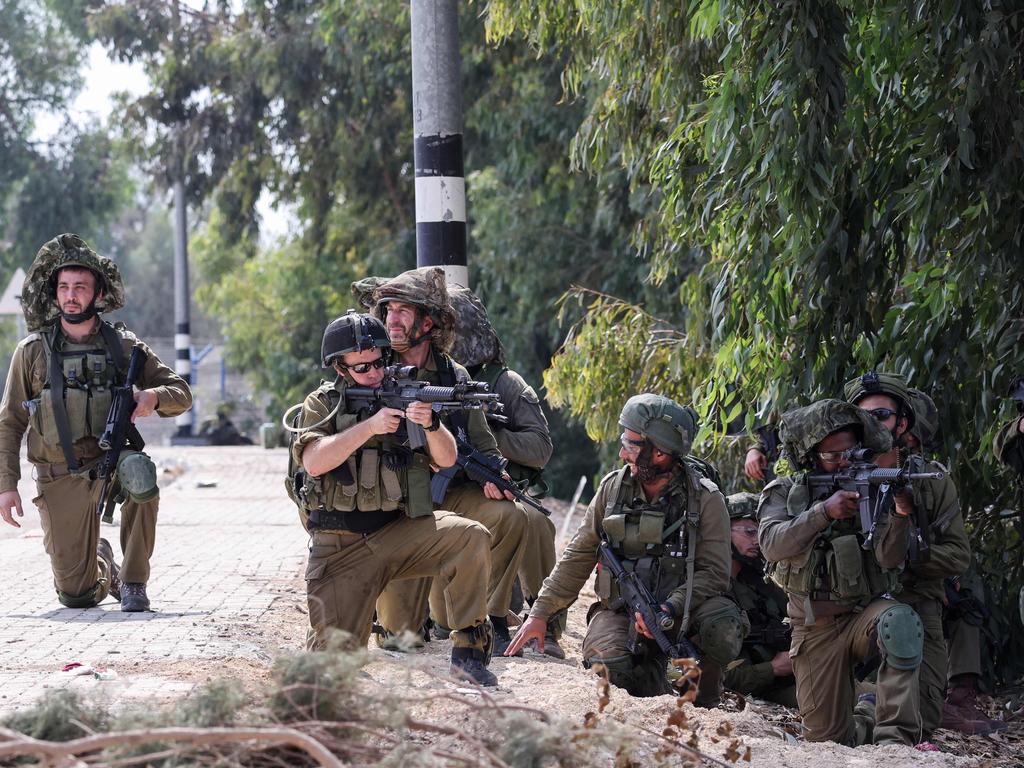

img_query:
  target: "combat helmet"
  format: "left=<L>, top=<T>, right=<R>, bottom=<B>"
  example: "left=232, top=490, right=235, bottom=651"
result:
left=369, top=267, right=456, bottom=352
left=907, top=388, right=940, bottom=453
left=321, top=310, right=390, bottom=367
left=726, top=492, right=759, bottom=521
left=21, top=234, right=125, bottom=331
left=618, top=394, right=698, bottom=458
left=843, top=371, right=916, bottom=431
left=779, top=399, right=892, bottom=471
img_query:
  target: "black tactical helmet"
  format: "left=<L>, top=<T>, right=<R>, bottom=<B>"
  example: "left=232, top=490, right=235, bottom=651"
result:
left=321, top=310, right=390, bottom=366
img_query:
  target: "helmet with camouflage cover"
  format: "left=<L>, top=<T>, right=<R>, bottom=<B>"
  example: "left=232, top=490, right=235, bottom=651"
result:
left=843, top=371, right=916, bottom=431
left=618, top=394, right=698, bottom=457
left=321, top=310, right=390, bottom=366
left=779, top=398, right=892, bottom=471
left=353, top=274, right=502, bottom=367
left=369, top=267, right=456, bottom=353
left=907, top=388, right=940, bottom=452
left=21, top=234, right=125, bottom=331
left=726, top=492, right=759, bottom=521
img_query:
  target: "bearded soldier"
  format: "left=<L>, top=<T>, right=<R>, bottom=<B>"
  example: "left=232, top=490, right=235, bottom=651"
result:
left=289, top=311, right=496, bottom=685
left=0, top=234, right=192, bottom=611
left=506, top=395, right=744, bottom=705
left=843, top=373, right=969, bottom=742
left=723, top=492, right=796, bottom=707
left=759, top=399, right=923, bottom=746
left=367, top=268, right=530, bottom=654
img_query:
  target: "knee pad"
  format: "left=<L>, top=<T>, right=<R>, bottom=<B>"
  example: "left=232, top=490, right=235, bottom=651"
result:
left=876, top=604, right=924, bottom=670
left=57, top=582, right=101, bottom=609
left=696, top=602, right=747, bottom=665
left=116, top=451, right=158, bottom=503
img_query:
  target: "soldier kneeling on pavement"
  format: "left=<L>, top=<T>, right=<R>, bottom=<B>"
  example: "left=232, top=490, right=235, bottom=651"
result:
left=506, top=394, right=745, bottom=706
left=287, top=311, right=496, bottom=686
left=759, top=399, right=924, bottom=746
left=0, top=234, right=192, bottom=612
left=723, top=492, right=797, bottom=707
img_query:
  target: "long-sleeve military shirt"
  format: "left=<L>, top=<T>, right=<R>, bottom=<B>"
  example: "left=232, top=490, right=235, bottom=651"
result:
left=0, top=323, right=192, bottom=491
left=724, top=566, right=791, bottom=696
left=888, top=460, right=970, bottom=605
left=478, top=364, right=552, bottom=475
left=528, top=465, right=731, bottom=622
left=758, top=474, right=910, bottom=621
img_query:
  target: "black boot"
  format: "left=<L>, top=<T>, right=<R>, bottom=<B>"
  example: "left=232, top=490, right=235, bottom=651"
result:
left=450, top=647, right=498, bottom=687
left=97, top=538, right=121, bottom=602
left=490, top=614, right=522, bottom=657
left=120, top=582, right=150, bottom=612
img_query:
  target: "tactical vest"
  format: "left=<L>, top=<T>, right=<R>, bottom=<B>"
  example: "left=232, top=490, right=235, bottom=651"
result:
left=594, top=465, right=713, bottom=624
left=29, top=323, right=126, bottom=468
left=766, top=475, right=900, bottom=619
left=478, top=363, right=546, bottom=489
left=291, top=379, right=434, bottom=532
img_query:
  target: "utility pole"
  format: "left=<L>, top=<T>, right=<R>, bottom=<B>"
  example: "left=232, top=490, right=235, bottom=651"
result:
left=410, top=0, right=468, bottom=288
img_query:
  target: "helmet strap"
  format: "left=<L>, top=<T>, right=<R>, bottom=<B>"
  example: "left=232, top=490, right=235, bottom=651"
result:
left=635, top=443, right=675, bottom=483
left=60, top=299, right=99, bottom=325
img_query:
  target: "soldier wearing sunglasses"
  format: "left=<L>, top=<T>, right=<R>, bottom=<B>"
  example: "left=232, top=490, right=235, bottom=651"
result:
left=844, top=372, right=969, bottom=742
left=291, top=311, right=498, bottom=686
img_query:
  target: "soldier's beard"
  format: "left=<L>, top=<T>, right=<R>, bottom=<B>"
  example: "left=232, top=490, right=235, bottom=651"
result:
left=732, top=545, right=761, bottom=570
left=635, top=444, right=675, bottom=483
left=388, top=326, right=428, bottom=354
left=61, top=300, right=98, bottom=324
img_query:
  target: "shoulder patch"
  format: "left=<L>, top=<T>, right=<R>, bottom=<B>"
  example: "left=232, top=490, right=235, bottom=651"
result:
left=16, top=332, right=41, bottom=349
left=698, top=476, right=720, bottom=493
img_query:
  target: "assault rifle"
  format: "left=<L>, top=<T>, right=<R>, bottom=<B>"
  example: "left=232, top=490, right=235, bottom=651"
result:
left=430, top=438, right=553, bottom=516
left=743, top=625, right=791, bottom=653
left=807, top=449, right=943, bottom=558
left=597, top=540, right=700, bottom=662
left=345, top=365, right=504, bottom=450
left=96, top=345, right=146, bottom=524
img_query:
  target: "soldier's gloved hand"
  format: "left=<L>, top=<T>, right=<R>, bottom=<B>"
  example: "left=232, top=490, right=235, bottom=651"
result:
left=0, top=490, right=24, bottom=528
left=404, top=401, right=434, bottom=428
left=367, top=407, right=404, bottom=435
left=744, top=447, right=767, bottom=481
left=770, top=650, right=793, bottom=677
left=131, top=389, right=159, bottom=421
left=823, top=489, right=859, bottom=520
left=506, top=616, right=546, bottom=656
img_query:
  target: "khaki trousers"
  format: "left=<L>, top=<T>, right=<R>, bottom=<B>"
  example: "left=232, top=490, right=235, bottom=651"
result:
left=35, top=470, right=157, bottom=606
left=946, top=618, right=982, bottom=679
left=376, top=483, right=528, bottom=631
left=898, top=598, right=945, bottom=738
left=518, top=506, right=556, bottom=600
left=306, top=511, right=490, bottom=649
left=791, top=600, right=921, bottom=746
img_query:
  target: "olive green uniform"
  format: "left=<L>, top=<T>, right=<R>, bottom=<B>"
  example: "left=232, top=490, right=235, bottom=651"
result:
left=528, top=465, right=744, bottom=703
left=724, top=564, right=797, bottom=707
left=0, top=323, right=191, bottom=606
left=994, top=416, right=1024, bottom=475
left=759, top=475, right=922, bottom=745
left=886, top=459, right=969, bottom=739
left=375, top=348, right=529, bottom=632
left=291, top=381, right=491, bottom=649
left=477, top=363, right=557, bottom=614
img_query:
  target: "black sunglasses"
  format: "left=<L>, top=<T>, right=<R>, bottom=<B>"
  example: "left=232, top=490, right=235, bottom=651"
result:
left=340, top=358, right=386, bottom=374
left=867, top=407, right=898, bottom=421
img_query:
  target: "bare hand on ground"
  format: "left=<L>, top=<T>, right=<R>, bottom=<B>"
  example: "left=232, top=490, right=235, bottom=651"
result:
left=505, top=616, right=546, bottom=656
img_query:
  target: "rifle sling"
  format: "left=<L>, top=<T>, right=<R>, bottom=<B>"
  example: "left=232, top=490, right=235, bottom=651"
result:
left=47, top=329, right=80, bottom=472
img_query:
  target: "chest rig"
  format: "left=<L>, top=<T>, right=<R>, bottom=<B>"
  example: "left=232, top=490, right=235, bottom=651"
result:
left=32, top=323, right=126, bottom=470
left=295, top=379, right=434, bottom=533
left=597, top=466, right=703, bottom=623
left=767, top=475, right=900, bottom=624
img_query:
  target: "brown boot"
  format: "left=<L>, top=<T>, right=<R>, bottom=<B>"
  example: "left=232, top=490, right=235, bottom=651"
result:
left=941, top=675, right=1007, bottom=736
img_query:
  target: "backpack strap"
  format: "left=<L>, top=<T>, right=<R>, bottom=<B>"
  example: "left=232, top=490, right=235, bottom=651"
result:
left=44, top=327, right=80, bottom=471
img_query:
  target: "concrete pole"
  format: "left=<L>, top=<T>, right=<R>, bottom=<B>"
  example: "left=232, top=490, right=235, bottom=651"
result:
left=411, top=0, right=468, bottom=288
left=173, top=154, right=193, bottom=437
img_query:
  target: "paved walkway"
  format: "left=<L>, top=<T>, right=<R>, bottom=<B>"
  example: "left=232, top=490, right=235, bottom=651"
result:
left=0, top=446, right=307, bottom=714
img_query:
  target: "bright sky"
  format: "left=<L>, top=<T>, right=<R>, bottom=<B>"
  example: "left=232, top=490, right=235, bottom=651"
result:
left=32, top=42, right=293, bottom=243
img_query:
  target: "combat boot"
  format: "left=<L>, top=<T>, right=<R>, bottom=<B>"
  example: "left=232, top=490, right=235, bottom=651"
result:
left=490, top=614, right=522, bottom=657
left=96, top=538, right=121, bottom=603
left=529, top=630, right=566, bottom=659
left=941, top=675, right=1008, bottom=735
left=450, top=623, right=497, bottom=687
left=120, top=582, right=150, bottom=612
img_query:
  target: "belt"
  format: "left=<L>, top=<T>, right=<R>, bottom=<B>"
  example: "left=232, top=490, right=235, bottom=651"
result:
left=307, top=508, right=401, bottom=535
left=35, top=460, right=99, bottom=481
left=311, top=530, right=365, bottom=547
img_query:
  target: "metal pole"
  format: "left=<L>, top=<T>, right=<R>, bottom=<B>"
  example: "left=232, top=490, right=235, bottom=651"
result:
left=173, top=150, right=193, bottom=437
left=411, top=0, right=468, bottom=288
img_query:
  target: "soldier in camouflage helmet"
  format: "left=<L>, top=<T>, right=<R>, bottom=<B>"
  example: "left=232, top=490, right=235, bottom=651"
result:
left=843, top=373, right=969, bottom=742
left=759, top=399, right=924, bottom=745
left=0, top=234, right=192, bottom=612
left=722, top=492, right=797, bottom=707
left=507, top=394, right=745, bottom=706
left=365, top=268, right=530, bottom=655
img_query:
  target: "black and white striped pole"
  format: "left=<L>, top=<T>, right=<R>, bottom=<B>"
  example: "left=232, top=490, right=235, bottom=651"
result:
left=411, top=0, right=468, bottom=288
left=172, top=154, right=193, bottom=438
